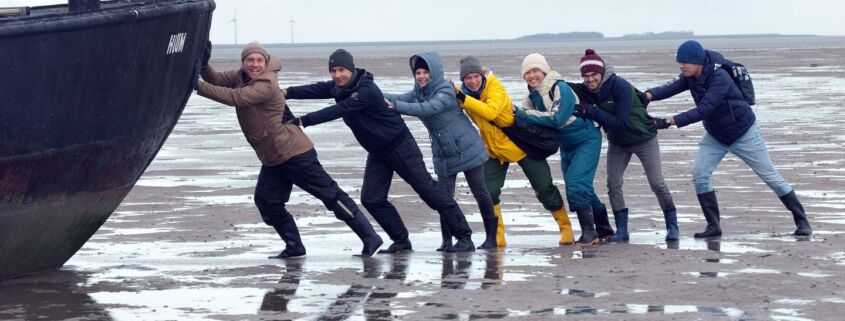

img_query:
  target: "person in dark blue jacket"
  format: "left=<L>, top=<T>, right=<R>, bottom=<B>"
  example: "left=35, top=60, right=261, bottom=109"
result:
left=646, top=40, right=811, bottom=238
left=575, top=49, right=679, bottom=242
left=283, top=49, right=476, bottom=253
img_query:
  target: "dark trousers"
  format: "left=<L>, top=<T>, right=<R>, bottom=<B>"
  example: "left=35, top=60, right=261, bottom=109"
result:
left=361, top=133, right=471, bottom=241
left=254, top=149, right=361, bottom=226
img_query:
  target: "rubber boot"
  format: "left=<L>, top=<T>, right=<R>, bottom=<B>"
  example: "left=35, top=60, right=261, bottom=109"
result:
left=436, top=216, right=453, bottom=252
left=477, top=217, right=498, bottom=249
left=664, top=208, right=679, bottom=241
left=378, top=239, right=413, bottom=254
left=269, top=218, right=306, bottom=259
left=693, top=191, right=722, bottom=238
left=551, top=206, right=574, bottom=245
left=593, top=202, right=615, bottom=240
left=345, top=212, right=384, bottom=257
left=494, top=204, right=506, bottom=247
left=446, top=236, right=476, bottom=252
left=574, top=206, right=599, bottom=246
left=609, top=208, right=629, bottom=242
left=779, top=190, right=812, bottom=236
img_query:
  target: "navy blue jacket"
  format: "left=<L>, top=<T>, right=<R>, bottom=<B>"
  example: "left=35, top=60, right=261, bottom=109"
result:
left=286, top=69, right=411, bottom=153
left=648, top=50, right=755, bottom=145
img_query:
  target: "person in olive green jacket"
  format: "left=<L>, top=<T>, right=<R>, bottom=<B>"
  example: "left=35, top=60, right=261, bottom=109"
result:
left=451, top=55, right=573, bottom=246
left=573, top=49, right=679, bottom=242
left=196, top=42, right=383, bottom=258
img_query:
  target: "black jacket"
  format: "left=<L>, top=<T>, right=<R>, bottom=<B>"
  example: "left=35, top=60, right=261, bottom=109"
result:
left=286, top=69, right=411, bottom=152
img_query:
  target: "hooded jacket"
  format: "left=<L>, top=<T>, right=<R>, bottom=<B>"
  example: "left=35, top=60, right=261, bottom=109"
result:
left=517, top=71, right=600, bottom=150
left=648, top=50, right=756, bottom=145
left=286, top=69, right=410, bottom=153
left=198, top=56, right=313, bottom=166
left=385, top=52, right=487, bottom=177
left=584, top=65, right=656, bottom=147
left=458, top=72, right=527, bottom=164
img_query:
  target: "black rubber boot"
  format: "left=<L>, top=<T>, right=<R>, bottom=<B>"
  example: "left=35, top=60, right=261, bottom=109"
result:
left=269, top=218, right=306, bottom=259
left=593, top=202, right=615, bottom=240
left=693, top=191, right=722, bottom=238
left=345, top=212, right=384, bottom=257
left=779, top=190, right=812, bottom=236
left=574, top=207, right=599, bottom=246
left=477, top=217, right=498, bottom=249
left=436, top=216, right=453, bottom=252
left=378, top=239, right=413, bottom=254
left=447, top=236, right=476, bottom=252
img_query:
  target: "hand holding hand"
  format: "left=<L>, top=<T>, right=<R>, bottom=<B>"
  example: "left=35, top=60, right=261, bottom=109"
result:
left=285, top=117, right=301, bottom=127
left=645, top=115, right=671, bottom=132
left=384, top=98, right=394, bottom=109
left=201, top=40, right=212, bottom=67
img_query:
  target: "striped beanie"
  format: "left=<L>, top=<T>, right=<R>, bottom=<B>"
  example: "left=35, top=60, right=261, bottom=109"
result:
left=579, top=49, right=605, bottom=76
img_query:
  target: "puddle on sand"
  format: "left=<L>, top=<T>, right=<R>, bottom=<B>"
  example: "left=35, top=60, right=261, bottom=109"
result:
left=438, top=304, right=746, bottom=319
left=560, top=288, right=610, bottom=298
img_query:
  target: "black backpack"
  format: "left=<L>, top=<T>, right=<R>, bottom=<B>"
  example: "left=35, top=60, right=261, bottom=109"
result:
left=717, top=59, right=755, bottom=106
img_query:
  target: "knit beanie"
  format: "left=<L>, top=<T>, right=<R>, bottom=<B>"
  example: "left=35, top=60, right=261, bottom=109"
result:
left=521, top=53, right=550, bottom=76
left=412, top=56, right=429, bottom=72
left=676, top=40, right=706, bottom=65
left=329, top=49, right=355, bottom=71
left=459, top=55, right=484, bottom=80
left=241, top=42, right=269, bottom=61
left=579, top=49, right=605, bottom=76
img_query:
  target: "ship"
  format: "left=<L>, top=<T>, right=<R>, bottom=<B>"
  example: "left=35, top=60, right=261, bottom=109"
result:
left=0, top=0, right=215, bottom=279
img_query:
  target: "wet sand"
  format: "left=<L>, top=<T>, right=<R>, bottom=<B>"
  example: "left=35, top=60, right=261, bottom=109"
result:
left=2, top=37, right=845, bottom=320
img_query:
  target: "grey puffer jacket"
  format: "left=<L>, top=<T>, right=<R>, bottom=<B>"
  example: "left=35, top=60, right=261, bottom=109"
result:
left=385, top=51, right=486, bottom=177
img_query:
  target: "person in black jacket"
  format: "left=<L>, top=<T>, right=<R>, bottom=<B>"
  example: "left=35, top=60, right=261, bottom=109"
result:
left=646, top=40, right=811, bottom=238
left=283, top=49, right=475, bottom=253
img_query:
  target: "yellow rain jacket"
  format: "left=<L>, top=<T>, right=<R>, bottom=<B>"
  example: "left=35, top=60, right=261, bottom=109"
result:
left=459, top=72, right=526, bottom=164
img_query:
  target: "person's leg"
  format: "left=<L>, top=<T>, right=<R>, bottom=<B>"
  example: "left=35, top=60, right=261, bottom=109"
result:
left=463, top=164, right=497, bottom=249
left=388, top=134, right=474, bottom=252
left=285, top=149, right=383, bottom=256
left=606, top=142, right=633, bottom=242
left=727, top=123, right=811, bottom=235
left=634, top=138, right=679, bottom=241
left=692, top=133, right=729, bottom=238
left=563, top=131, right=603, bottom=245
left=519, top=155, right=572, bottom=244
left=435, top=174, right=458, bottom=251
left=361, top=152, right=411, bottom=253
left=484, top=158, right=509, bottom=247
left=254, top=164, right=304, bottom=258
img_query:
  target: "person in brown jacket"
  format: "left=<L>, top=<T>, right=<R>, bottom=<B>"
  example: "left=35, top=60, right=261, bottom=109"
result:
left=196, top=42, right=383, bottom=258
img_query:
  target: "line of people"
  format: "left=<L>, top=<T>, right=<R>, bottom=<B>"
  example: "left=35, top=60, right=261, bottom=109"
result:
left=193, top=39, right=812, bottom=259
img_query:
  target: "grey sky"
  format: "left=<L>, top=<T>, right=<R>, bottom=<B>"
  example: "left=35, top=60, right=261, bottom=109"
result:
left=12, top=0, right=845, bottom=44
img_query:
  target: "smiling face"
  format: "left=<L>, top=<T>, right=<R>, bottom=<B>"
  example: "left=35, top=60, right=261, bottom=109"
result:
left=242, top=53, right=266, bottom=79
left=582, top=71, right=602, bottom=90
left=523, top=68, right=546, bottom=89
left=414, top=68, right=430, bottom=88
left=679, top=62, right=703, bottom=78
left=331, top=66, right=353, bottom=87
left=462, top=73, right=483, bottom=91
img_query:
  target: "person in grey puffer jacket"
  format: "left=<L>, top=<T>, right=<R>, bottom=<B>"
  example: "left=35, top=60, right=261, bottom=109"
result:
left=385, top=52, right=496, bottom=250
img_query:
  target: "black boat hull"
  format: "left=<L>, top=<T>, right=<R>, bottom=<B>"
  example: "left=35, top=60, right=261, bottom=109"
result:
left=0, top=0, right=215, bottom=279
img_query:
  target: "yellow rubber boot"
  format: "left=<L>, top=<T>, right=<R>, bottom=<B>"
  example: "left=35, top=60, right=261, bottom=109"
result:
left=552, top=206, right=574, bottom=245
left=494, top=204, right=506, bottom=247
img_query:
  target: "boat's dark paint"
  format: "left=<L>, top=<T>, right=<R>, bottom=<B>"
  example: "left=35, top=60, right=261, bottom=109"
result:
left=0, top=0, right=215, bottom=279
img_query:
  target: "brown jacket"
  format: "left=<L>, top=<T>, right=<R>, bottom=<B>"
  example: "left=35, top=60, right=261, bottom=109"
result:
left=197, top=56, right=313, bottom=166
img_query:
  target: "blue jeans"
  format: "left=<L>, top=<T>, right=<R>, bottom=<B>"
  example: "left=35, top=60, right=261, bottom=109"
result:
left=692, top=122, right=792, bottom=196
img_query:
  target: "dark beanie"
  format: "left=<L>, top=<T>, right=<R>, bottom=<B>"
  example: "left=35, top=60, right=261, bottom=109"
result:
left=459, top=55, right=484, bottom=80
left=676, top=40, right=706, bottom=65
left=329, top=49, right=354, bottom=71
left=412, top=56, right=429, bottom=72
left=579, top=49, right=605, bottom=76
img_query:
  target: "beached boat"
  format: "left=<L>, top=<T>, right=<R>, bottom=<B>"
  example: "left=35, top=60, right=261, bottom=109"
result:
left=0, top=0, right=215, bottom=279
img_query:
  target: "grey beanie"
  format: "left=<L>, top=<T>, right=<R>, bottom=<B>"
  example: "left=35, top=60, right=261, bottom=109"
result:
left=459, top=55, right=484, bottom=80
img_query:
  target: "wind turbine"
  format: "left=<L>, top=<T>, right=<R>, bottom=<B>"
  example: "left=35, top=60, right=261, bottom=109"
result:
left=289, top=18, right=296, bottom=45
left=228, top=9, right=238, bottom=45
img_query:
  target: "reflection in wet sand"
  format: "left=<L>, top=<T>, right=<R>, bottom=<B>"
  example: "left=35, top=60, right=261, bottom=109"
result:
left=0, top=271, right=112, bottom=321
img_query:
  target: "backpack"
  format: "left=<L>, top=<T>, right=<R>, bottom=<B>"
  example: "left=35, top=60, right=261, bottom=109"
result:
left=717, top=59, right=755, bottom=106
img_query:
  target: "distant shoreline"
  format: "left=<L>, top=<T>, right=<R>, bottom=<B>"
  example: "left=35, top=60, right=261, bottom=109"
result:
left=214, top=33, right=830, bottom=48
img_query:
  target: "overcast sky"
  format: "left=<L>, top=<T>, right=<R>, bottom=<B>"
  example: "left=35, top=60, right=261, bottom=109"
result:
left=12, top=0, right=845, bottom=44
